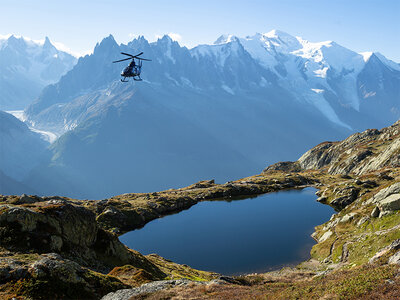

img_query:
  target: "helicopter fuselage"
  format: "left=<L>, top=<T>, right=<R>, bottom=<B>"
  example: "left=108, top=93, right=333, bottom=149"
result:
left=113, top=51, right=150, bottom=82
left=121, top=60, right=140, bottom=76
left=120, top=60, right=142, bottom=81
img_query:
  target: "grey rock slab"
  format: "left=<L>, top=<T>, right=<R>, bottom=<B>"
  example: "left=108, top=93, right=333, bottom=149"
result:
left=368, top=182, right=400, bottom=205
left=101, top=279, right=203, bottom=300
left=378, top=194, right=400, bottom=216
left=388, top=251, right=400, bottom=265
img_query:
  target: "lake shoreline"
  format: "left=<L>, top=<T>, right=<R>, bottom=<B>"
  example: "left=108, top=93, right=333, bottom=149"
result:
left=119, top=187, right=334, bottom=276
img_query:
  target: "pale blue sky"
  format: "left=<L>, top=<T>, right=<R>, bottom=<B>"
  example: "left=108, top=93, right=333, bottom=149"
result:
left=0, top=0, right=399, bottom=61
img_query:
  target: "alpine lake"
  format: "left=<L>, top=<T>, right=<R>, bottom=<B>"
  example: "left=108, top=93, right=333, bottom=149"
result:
left=120, top=187, right=334, bottom=275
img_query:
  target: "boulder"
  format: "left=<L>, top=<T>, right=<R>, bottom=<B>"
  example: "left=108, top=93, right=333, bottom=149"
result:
left=378, top=194, right=400, bottom=216
left=369, top=182, right=400, bottom=204
left=330, top=186, right=360, bottom=209
left=16, top=194, right=38, bottom=204
left=340, top=213, right=356, bottom=223
left=388, top=251, right=400, bottom=265
left=29, top=253, right=87, bottom=284
left=24, top=253, right=127, bottom=299
left=371, top=207, right=380, bottom=218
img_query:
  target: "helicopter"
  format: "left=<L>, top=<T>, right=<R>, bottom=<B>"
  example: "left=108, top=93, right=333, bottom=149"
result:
left=112, top=52, right=151, bottom=82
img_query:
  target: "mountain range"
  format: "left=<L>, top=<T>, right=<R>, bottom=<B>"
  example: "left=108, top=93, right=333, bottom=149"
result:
left=0, top=35, right=77, bottom=110
left=1, top=30, right=399, bottom=198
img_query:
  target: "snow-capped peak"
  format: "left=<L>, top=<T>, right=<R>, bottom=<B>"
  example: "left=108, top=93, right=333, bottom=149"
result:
left=265, top=29, right=296, bottom=41
left=263, top=29, right=302, bottom=51
left=360, top=51, right=373, bottom=62
left=0, top=34, right=75, bottom=56
left=214, top=34, right=237, bottom=45
left=293, top=39, right=364, bottom=71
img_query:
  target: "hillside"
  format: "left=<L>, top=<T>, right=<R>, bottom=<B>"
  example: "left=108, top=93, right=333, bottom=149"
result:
left=0, top=111, right=49, bottom=195
left=2, top=120, right=400, bottom=298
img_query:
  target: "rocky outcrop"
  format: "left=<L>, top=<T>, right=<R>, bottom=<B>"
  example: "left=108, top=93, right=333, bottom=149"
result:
left=365, top=182, right=400, bottom=217
left=263, top=161, right=302, bottom=173
left=330, top=186, right=360, bottom=210
left=369, top=182, right=400, bottom=204
left=0, top=198, right=164, bottom=276
left=297, top=122, right=400, bottom=175
left=298, top=142, right=338, bottom=170
left=23, top=253, right=128, bottom=299
left=0, top=252, right=129, bottom=299
left=377, top=194, right=400, bottom=216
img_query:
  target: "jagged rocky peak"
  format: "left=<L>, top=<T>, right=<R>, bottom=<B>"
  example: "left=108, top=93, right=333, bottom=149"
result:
left=94, top=34, right=119, bottom=52
left=4, top=34, right=26, bottom=47
left=0, top=33, right=78, bottom=109
left=1, top=35, right=55, bottom=54
left=42, top=36, right=56, bottom=50
left=154, top=35, right=176, bottom=49
left=127, top=35, right=150, bottom=48
left=158, top=34, right=174, bottom=42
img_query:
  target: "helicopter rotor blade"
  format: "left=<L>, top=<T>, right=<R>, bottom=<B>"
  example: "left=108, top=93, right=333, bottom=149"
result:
left=120, top=52, right=135, bottom=57
left=112, top=57, right=133, bottom=63
left=136, top=58, right=152, bottom=61
left=120, top=51, right=143, bottom=57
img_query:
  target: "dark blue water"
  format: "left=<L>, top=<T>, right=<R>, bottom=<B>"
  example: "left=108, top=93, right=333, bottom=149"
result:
left=120, top=188, right=334, bottom=275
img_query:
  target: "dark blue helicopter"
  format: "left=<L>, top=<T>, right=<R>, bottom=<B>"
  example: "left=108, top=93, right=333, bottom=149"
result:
left=113, top=52, right=151, bottom=82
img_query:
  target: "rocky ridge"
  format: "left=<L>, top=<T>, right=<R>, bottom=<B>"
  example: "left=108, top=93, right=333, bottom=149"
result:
left=2, top=121, right=400, bottom=298
left=297, top=120, right=400, bottom=175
